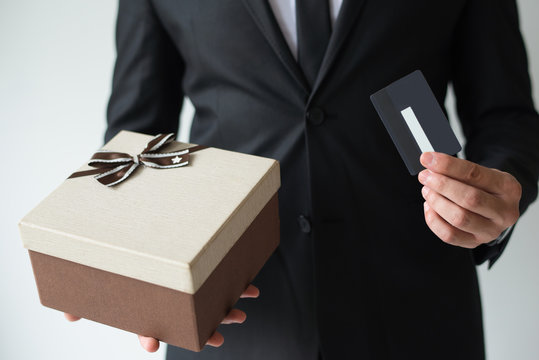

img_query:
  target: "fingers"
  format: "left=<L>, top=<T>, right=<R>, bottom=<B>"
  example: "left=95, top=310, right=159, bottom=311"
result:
left=203, top=309, right=244, bottom=349
left=66, top=286, right=255, bottom=353
left=420, top=152, right=505, bottom=194
left=65, top=313, right=161, bottom=353
left=203, top=284, right=256, bottom=348
left=421, top=186, right=503, bottom=243
left=221, top=309, right=247, bottom=325
left=418, top=169, right=503, bottom=222
left=418, top=154, right=522, bottom=248
left=64, top=313, right=81, bottom=322
left=137, top=335, right=160, bottom=353
left=423, top=202, right=478, bottom=248
left=240, top=284, right=260, bottom=298
left=206, top=332, right=225, bottom=347
left=135, top=308, right=242, bottom=352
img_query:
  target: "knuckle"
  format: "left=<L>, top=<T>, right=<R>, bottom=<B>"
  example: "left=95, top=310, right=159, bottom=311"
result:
left=486, top=225, right=503, bottom=241
left=510, top=207, right=520, bottom=223
left=497, top=171, right=522, bottom=198
left=465, top=164, right=482, bottom=183
left=506, top=174, right=522, bottom=198
left=463, top=190, right=482, bottom=208
left=426, top=190, right=437, bottom=205
left=501, top=171, right=513, bottom=185
left=514, top=180, right=523, bottom=197
left=501, top=207, right=520, bottom=228
left=450, top=210, right=469, bottom=228
left=433, top=174, right=448, bottom=190
left=427, top=174, right=448, bottom=194
left=440, top=227, right=456, bottom=244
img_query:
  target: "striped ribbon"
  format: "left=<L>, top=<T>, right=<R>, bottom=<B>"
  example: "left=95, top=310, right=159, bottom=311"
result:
left=68, top=133, right=207, bottom=187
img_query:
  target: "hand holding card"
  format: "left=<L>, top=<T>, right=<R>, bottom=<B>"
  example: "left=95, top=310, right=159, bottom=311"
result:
left=371, top=70, right=521, bottom=249
left=418, top=152, right=521, bottom=249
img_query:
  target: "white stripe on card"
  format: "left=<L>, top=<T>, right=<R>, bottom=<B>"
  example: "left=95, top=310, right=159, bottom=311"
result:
left=400, top=106, right=434, bottom=153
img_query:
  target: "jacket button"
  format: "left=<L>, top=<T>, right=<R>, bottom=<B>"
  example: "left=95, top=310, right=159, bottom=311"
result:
left=297, top=215, right=312, bottom=234
left=306, top=108, right=325, bottom=126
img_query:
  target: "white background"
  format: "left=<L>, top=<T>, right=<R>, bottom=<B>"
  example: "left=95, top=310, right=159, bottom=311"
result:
left=1, top=1, right=538, bottom=359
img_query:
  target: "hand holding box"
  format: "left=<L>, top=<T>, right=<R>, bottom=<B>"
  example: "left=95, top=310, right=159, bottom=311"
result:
left=19, top=131, right=281, bottom=352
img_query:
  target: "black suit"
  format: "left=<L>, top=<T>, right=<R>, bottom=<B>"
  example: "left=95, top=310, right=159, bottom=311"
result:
left=105, top=0, right=539, bottom=359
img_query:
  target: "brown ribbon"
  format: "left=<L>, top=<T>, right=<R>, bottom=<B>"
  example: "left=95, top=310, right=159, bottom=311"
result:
left=68, top=133, right=207, bottom=187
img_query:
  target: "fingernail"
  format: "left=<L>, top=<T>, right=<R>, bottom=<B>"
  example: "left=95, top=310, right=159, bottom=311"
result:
left=421, top=186, right=430, bottom=198
left=423, top=201, right=430, bottom=211
left=418, top=170, right=430, bottom=183
left=421, top=152, right=434, bottom=167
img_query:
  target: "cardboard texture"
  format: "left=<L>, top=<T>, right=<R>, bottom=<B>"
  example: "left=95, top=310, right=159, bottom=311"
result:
left=19, top=131, right=281, bottom=351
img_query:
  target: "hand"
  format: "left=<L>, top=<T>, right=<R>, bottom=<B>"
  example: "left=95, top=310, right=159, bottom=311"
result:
left=64, top=284, right=260, bottom=352
left=417, top=152, right=521, bottom=249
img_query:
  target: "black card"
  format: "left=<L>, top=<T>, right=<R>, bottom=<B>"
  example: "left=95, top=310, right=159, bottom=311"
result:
left=370, top=70, right=461, bottom=175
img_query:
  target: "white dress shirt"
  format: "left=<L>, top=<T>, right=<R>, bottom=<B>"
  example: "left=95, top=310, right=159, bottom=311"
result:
left=268, top=0, right=343, bottom=59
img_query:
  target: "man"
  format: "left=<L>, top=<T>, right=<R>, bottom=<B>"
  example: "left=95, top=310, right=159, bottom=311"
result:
left=68, top=0, right=539, bottom=358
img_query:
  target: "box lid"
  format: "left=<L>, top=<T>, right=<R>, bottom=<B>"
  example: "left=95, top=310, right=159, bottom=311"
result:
left=19, top=131, right=280, bottom=294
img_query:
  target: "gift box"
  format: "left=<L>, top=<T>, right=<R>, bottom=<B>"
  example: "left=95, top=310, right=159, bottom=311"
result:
left=19, top=130, right=280, bottom=351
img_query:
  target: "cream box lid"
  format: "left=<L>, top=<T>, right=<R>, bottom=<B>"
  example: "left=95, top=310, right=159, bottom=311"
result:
left=19, top=131, right=280, bottom=294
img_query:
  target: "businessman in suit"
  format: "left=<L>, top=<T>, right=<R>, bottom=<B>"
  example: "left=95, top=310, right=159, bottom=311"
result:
left=66, top=0, right=539, bottom=358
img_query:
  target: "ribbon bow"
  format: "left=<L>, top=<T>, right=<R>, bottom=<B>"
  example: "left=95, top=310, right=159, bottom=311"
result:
left=68, top=133, right=206, bottom=186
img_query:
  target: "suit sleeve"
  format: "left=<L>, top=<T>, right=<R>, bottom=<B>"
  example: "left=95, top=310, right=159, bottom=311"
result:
left=105, top=0, right=185, bottom=143
left=450, top=0, right=539, bottom=267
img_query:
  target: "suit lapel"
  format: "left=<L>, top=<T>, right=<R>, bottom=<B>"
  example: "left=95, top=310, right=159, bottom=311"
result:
left=309, top=0, right=367, bottom=102
left=242, top=0, right=310, bottom=94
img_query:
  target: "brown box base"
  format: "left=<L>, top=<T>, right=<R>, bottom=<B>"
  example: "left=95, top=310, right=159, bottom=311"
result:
left=28, top=194, right=279, bottom=352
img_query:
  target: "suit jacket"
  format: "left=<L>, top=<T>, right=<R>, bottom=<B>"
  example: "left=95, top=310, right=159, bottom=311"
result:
left=105, top=0, right=539, bottom=359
